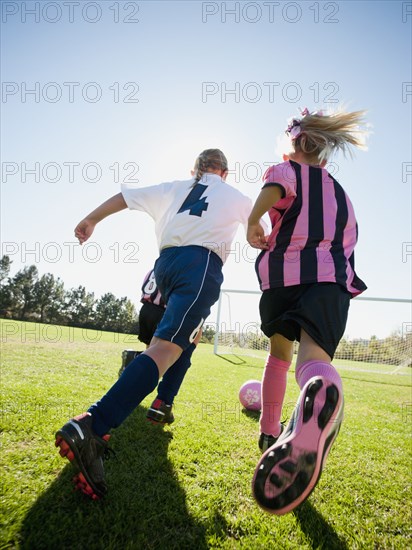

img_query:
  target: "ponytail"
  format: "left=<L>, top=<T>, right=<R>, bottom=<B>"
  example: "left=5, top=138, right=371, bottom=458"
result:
left=193, top=149, right=228, bottom=183
left=286, top=108, right=369, bottom=162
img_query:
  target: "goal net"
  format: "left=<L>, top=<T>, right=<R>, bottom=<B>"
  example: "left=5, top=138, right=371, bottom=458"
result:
left=212, top=289, right=412, bottom=375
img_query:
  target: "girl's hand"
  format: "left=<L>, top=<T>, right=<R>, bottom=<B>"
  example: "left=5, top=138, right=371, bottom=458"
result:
left=247, top=223, right=269, bottom=250
left=74, top=218, right=96, bottom=244
left=73, top=193, right=127, bottom=244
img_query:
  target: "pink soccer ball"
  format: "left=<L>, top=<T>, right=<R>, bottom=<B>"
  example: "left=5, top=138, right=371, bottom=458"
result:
left=239, top=379, right=262, bottom=411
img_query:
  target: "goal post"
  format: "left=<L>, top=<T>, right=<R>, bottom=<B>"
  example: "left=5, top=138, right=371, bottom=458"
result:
left=213, top=289, right=412, bottom=375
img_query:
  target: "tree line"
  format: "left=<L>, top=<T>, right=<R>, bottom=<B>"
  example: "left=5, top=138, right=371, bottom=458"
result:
left=0, top=255, right=139, bottom=334
left=1, top=254, right=410, bottom=365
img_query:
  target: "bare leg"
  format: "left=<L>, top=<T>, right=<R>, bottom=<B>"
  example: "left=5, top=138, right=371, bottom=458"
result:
left=145, top=336, right=183, bottom=377
left=296, top=329, right=331, bottom=367
left=269, top=333, right=294, bottom=362
left=294, top=329, right=341, bottom=390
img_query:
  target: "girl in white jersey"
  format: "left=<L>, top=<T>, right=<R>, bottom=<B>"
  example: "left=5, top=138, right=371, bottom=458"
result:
left=55, top=149, right=253, bottom=500
left=247, top=108, right=368, bottom=516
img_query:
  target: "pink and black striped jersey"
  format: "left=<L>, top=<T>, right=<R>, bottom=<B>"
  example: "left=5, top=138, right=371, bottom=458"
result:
left=256, top=160, right=367, bottom=297
left=141, top=269, right=166, bottom=308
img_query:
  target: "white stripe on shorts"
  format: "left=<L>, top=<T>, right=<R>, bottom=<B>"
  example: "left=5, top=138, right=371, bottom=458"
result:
left=170, top=250, right=211, bottom=343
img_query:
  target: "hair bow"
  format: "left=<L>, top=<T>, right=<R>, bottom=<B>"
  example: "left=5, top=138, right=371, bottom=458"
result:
left=285, top=107, right=324, bottom=139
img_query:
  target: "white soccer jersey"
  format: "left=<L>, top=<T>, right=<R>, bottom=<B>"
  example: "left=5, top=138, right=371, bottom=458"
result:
left=121, top=173, right=252, bottom=263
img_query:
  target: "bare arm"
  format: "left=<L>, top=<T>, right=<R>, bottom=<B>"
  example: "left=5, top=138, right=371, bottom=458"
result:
left=247, top=186, right=282, bottom=249
left=74, top=193, right=127, bottom=244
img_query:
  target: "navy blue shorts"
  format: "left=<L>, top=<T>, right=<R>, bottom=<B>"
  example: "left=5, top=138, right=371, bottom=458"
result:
left=153, top=246, right=223, bottom=350
left=259, top=283, right=351, bottom=359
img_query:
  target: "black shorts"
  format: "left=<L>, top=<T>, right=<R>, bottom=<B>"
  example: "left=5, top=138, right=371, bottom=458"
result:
left=259, top=283, right=351, bottom=359
left=138, top=302, right=165, bottom=345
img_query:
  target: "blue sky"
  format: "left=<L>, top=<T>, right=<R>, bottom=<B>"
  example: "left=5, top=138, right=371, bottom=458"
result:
left=1, top=1, right=411, bottom=338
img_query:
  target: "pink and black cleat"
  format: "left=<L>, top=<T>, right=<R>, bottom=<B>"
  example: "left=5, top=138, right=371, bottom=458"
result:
left=252, top=376, right=343, bottom=515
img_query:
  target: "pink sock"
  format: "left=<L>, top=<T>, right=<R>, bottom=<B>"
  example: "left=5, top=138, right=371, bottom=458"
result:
left=295, top=360, right=342, bottom=393
left=260, top=355, right=291, bottom=437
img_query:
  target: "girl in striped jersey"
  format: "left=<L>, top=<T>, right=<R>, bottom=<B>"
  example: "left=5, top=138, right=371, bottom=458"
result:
left=247, top=108, right=368, bottom=515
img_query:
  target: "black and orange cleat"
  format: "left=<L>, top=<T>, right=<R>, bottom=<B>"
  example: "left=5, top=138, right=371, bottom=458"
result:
left=55, top=412, right=112, bottom=500
left=146, top=398, right=175, bottom=425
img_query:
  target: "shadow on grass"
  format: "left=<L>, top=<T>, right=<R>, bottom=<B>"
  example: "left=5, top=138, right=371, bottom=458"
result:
left=294, top=500, right=348, bottom=549
left=339, top=374, right=410, bottom=388
left=19, top=406, right=208, bottom=550
left=241, top=408, right=260, bottom=422
left=215, top=354, right=247, bottom=365
left=241, top=408, right=291, bottom=427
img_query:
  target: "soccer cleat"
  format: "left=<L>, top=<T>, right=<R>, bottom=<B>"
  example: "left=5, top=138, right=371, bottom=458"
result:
left=146, top=398, right=175, bottom=425
left=118, top=350, right=142, bottom=378
left=252, top=376, right=343, bottom=515
left=259, top=425, right=285, bottom=453
left=55, top=412, right=112, bottom=500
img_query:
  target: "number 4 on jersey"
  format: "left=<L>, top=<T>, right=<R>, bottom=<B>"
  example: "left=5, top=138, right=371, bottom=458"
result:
left=177, top=184, right=209, bottom=217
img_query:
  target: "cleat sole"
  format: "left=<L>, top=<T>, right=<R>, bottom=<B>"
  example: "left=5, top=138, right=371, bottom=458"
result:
left=252, top=376, right=343, bottom=515
left=56, top=437, right=75, bottom=462
left=55, top=419, right=107, bottom=500
left=73, top=473, right=100, bottom=500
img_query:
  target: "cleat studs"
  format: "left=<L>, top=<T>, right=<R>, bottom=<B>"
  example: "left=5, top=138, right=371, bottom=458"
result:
left=318, top=385, right=339, bottom=429
left=295, top=471, right=311, bottom=492
left=269, top=443, right=291, bottom=462
left=259, top=462, right=271, bottom=475
left=280, top=460, right=298, bottom=474
left=284, top=484, right=299, bottom=501
left=303, top=379, right=323, bottom=423
left=72, top=472, right=100, bottom=500
left=56, top=439, right=75, bottom=462
left=327, top=384, right=339, bottom=404
left=310, top=379, right=323, bottom=392
left=270, top=473, right=283, bottom=488
left=305, top=452, right=317, bottom=465
left=265, top=450, right=281, bottom=466
left=78, top=473, right=87, bottom=484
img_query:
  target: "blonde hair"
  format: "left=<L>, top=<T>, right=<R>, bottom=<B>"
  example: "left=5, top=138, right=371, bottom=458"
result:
left=288, top=109, right=369, bottom=163
left=194, top=149, right=228, bottom=183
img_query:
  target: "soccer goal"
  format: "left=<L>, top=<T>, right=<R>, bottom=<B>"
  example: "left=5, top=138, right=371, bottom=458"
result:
left=212, top=289, right=412, bottom=375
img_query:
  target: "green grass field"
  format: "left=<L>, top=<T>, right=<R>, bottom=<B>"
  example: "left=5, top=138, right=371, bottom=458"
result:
left=1, top=320, right=411, bottom=549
